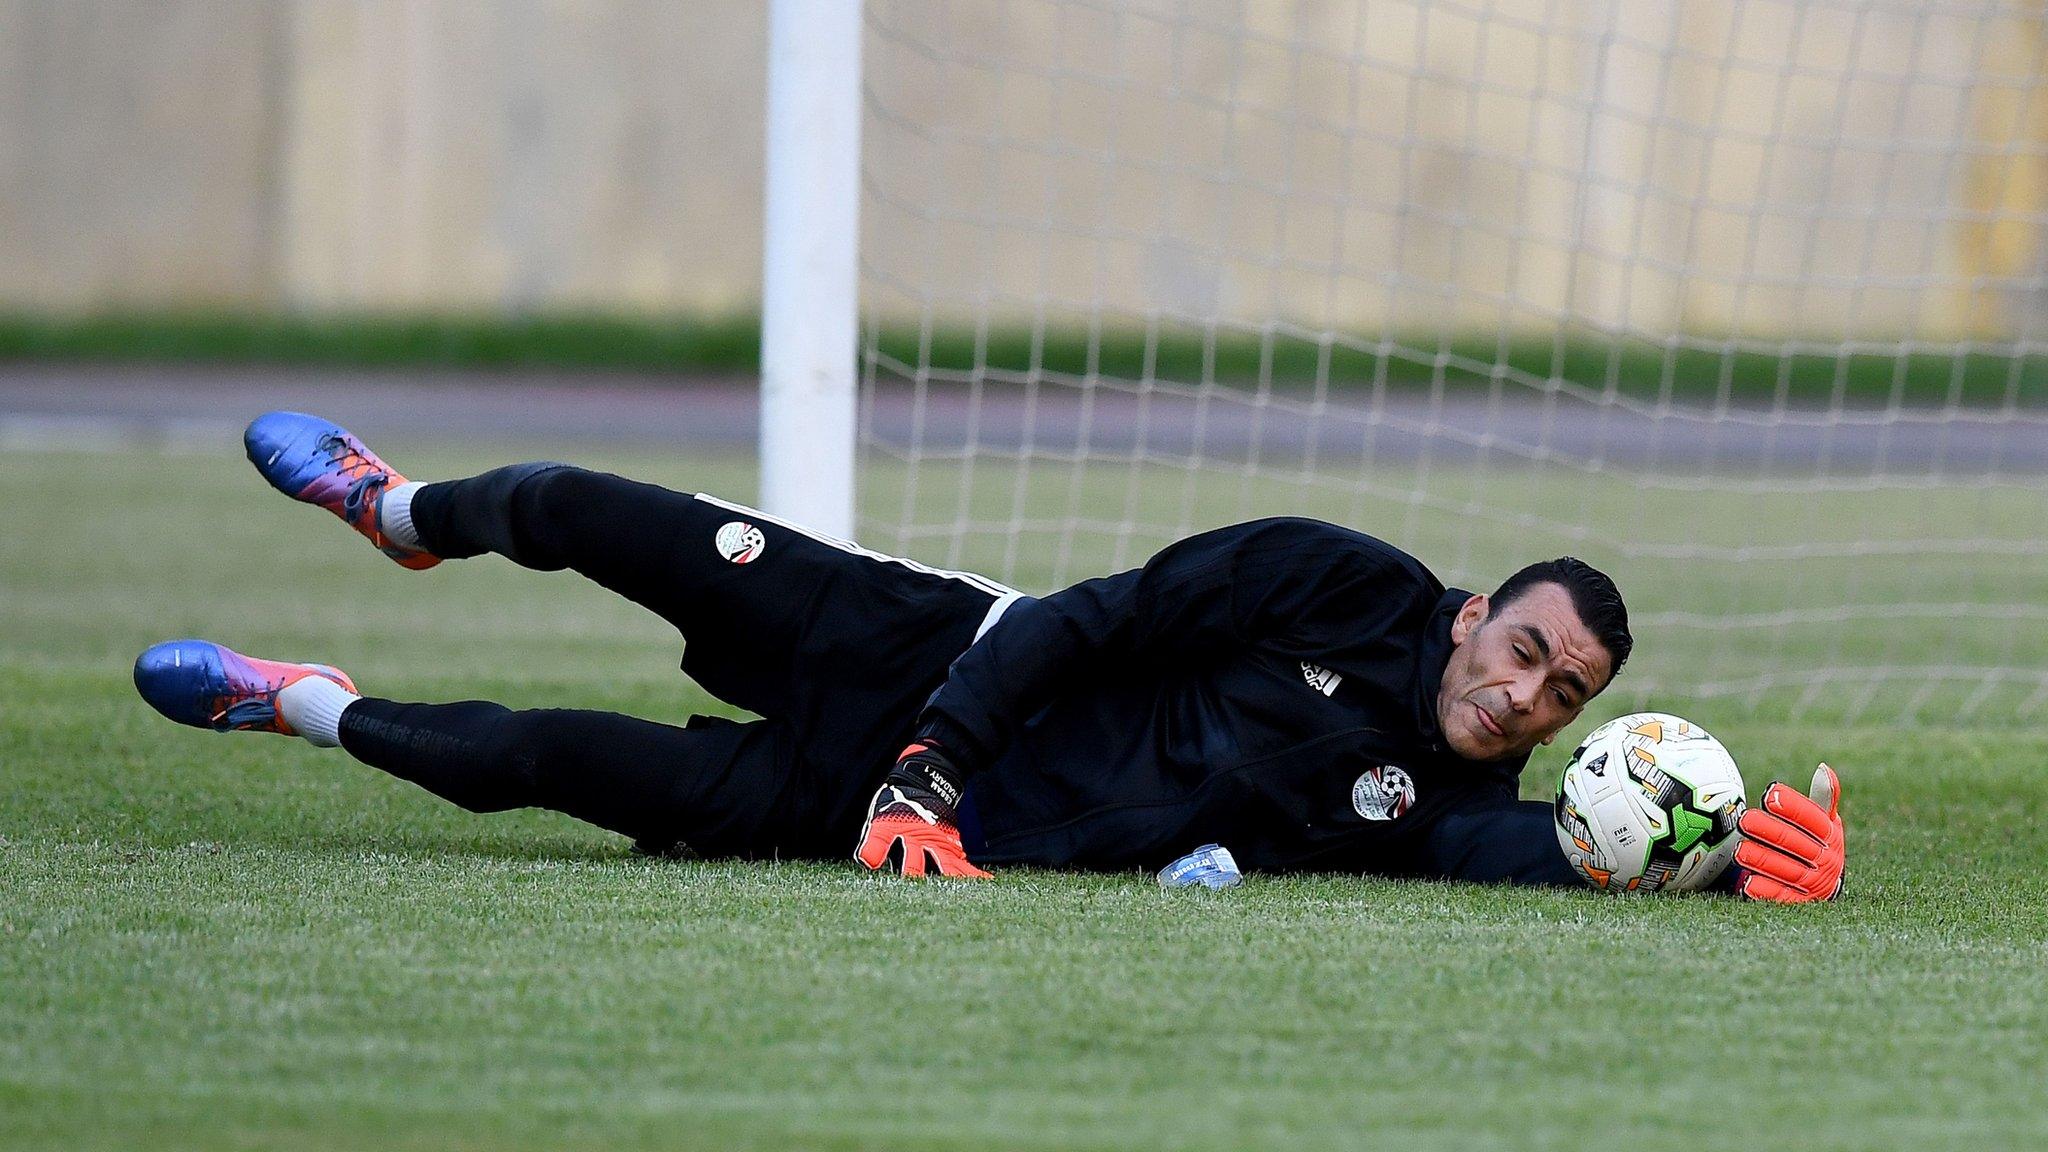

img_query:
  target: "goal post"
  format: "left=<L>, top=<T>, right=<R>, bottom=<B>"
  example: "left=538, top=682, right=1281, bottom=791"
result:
left=759, top=0, right=863, bottom=539
left=835, top=0, right=2047, bottom=725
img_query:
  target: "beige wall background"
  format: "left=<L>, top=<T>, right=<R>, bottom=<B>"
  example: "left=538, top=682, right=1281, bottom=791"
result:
left=1, top=0, right=766, bottom=313
left=3, top=0, right=2043, bottom=343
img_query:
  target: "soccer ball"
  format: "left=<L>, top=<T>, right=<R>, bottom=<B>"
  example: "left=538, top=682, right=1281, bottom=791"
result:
left=1552, top=712, right=1746, bottom=893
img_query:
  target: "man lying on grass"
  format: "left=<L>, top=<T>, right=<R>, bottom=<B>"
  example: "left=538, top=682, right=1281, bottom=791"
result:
left=134, top=412, right=1845, bottom=902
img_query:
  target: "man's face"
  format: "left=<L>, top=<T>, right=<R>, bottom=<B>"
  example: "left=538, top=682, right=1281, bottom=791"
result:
left=1435, top=581, right=1613, bottom=762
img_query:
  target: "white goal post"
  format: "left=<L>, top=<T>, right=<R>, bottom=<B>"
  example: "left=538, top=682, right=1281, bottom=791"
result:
left=765, top=0, right=2048, bottom=725
left=759, top=0, right=864, bottom=539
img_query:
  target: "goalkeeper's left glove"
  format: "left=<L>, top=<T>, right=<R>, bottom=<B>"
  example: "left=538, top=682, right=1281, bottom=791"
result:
left=854, top=741, right=992, bottom=879
left=1734, top=763, right=1845, bottom=903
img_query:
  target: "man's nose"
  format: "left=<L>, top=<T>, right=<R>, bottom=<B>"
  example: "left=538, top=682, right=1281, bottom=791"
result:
left=1506, top=674, right=1539, bottom=712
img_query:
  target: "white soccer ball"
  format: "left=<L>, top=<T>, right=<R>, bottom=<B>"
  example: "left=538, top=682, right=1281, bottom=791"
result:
left=1552, top=712, right=1746, bottom=893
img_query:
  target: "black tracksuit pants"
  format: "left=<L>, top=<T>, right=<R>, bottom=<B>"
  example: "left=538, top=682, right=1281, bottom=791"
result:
left=334, top=463, right=1007, bottom=860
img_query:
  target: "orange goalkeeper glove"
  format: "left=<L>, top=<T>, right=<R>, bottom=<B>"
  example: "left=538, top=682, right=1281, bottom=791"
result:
left=1734, top=763, right=1845, bottom=903
left=854, top=741, right=992, bottom=879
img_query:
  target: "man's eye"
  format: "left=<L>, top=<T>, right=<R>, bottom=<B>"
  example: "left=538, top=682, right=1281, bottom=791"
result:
left=1553, top=688, right=1571, bottom=706
left=1513, top=646, right=1529, bottom=663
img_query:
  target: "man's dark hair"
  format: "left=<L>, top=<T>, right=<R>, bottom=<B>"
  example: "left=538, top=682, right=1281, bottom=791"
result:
left=1490, top=557, right=1632, bottom=679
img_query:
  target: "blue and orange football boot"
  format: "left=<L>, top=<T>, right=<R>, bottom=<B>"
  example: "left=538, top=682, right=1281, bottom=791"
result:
left=244, top=411, right=438, bottom=569
left=133, top=639, right=356, bottom=737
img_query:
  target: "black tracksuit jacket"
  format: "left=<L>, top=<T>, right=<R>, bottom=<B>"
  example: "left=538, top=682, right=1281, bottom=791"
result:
left=926, top=517, right=1580, bottom=884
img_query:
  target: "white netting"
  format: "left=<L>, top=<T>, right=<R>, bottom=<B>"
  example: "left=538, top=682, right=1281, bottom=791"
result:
left=856, top=0, right=2048, bottom=724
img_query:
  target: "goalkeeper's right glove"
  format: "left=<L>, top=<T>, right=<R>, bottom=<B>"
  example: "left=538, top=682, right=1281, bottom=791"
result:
left=854, top=741, right=992, bottom=879
left=1734, top=763, right=1845, bottom=903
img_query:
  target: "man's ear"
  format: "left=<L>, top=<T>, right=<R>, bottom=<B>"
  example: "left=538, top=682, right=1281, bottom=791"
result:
left=1449, top=593, right=1490, bottom=645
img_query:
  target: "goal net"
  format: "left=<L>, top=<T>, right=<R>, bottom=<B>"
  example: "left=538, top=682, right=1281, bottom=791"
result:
left=854, top=0, right=2048, bottom=725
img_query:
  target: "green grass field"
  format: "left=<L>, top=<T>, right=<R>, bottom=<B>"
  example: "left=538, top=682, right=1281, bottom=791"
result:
left=5, top=441, right=2047, bottom=1150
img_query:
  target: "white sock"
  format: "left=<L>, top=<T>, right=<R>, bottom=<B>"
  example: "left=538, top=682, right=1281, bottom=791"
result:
left=379, top=481, right=427, bottom=550
left=277, top=674, right=360, bottom=749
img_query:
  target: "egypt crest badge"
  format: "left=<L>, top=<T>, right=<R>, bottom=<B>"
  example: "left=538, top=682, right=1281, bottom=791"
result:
left=1350, top=764, right=1416, bottom=822
left=715, top=521, right=766, bottom=564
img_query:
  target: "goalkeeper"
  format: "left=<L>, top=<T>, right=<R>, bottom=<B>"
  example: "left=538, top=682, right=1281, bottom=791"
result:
left=134, top=413, right=1844, bottom=903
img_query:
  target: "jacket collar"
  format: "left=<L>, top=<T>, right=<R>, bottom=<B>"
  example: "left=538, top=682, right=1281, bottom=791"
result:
left=1414, top=588, right=1469, bottom=753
